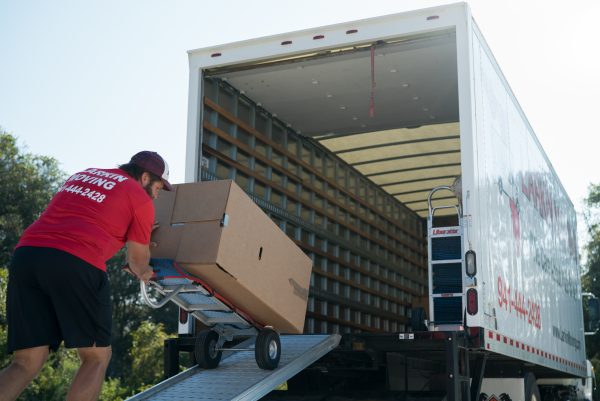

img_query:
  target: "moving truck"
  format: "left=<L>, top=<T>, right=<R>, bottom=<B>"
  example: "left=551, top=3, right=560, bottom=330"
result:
left=157, top=3, right=599, bottom=401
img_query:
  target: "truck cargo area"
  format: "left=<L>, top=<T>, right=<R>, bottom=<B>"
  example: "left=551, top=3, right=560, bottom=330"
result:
left=196, top=25, right=462, bottom=336
left=152, top=4, right=591, bottom=401
left=202, top=27, right=460, bottom=217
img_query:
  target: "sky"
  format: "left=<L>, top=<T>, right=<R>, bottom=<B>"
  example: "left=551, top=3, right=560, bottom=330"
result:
left=1, top=0, right=599, bottom=246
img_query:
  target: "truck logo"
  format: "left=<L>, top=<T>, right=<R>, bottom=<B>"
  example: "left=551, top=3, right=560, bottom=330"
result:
left=498, top=177, right=521, bottom=256
left=433, top=228, right=458, bottom=235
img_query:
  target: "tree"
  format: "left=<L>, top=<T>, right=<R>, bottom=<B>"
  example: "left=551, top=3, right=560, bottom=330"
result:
left=0, top=268, right=9, bottom=369
left=127, top=321, right=170, bottom=393
left=0, top=129, right=179, bottom=398
left=105, top=251, right=178, bottom=382
left=0, top=129, right=65, bottom=266
left=582, top=183, right=600, bottom=400
left=99, top=377, right=129, bottom=401
left=0, top=131, right=82, bottom=400
left=18, top=347, right=80, bottom=401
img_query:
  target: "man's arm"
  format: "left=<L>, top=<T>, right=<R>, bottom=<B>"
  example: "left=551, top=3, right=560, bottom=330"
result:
left=126, top=241, right=154, bottom=283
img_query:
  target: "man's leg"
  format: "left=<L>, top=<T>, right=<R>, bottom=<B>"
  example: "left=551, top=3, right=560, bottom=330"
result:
left=66, top=346, right=112, bottom=401
left=0, top=346, right=50, bottom=401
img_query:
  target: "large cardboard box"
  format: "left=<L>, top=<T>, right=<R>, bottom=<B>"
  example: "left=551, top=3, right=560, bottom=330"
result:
left=151, top=180, right=312, bottom=334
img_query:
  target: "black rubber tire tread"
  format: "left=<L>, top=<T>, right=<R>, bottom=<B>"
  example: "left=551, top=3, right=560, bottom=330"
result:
left=524, top=372, right=541, bottom=401
left=255, top=328, right=281, bottom=370
left=194, top=330, right=222, bottom=369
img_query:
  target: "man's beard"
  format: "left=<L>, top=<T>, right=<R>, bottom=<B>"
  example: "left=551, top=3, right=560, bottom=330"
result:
left=144, top=183, right=154, bottom=198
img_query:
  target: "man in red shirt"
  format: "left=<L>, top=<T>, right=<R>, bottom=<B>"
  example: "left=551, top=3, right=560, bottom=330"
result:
left=0, top=151, right=172, bottom=401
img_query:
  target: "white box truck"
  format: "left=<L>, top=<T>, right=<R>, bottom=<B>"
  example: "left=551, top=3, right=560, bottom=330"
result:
left=142, top=3, right=599, bottom=401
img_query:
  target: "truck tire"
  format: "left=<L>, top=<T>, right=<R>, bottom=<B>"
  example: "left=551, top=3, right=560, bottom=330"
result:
left=194, top=330, right=222, bottom=369
left=524, top=372, right=541, bottom=401
left=255, top=328, right=281, bottom=370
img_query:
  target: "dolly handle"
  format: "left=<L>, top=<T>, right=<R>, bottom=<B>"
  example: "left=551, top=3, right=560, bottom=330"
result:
left=140, top=281, right=185, bottom=309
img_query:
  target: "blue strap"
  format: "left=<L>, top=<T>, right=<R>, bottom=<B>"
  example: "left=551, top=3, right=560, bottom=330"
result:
left=150, top=258, right=182, bottom=279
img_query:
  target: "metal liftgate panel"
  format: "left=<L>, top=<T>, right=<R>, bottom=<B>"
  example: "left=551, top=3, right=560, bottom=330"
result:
left=126, top=334, right=341, bottom=401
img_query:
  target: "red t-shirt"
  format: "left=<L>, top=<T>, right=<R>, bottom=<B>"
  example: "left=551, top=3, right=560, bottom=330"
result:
left=17, top=168, right=154, bottom=271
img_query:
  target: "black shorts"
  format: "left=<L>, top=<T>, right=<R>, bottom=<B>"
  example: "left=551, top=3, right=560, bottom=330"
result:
left=7, top=246, right=112, bottom=353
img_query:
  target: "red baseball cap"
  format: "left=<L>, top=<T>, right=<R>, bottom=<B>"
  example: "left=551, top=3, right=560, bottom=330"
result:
left=129, top=151, right=173, bottom=191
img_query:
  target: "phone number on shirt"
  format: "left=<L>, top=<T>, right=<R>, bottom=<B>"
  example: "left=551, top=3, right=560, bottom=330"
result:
left=58, top=184, right=106, bottom=203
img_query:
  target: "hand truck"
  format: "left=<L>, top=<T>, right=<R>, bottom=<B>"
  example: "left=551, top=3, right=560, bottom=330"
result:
left=135, top=258, right=281, bottom=370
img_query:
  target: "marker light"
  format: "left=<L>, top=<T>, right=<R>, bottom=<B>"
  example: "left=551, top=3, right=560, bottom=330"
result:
left=466, top=250, right=477, bottom=277
left=467, top=288, right=478, bottom=315
left=179, top=308, right=189, bottom=325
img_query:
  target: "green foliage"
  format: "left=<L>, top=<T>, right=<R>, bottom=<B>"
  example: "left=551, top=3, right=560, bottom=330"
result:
left=105, top=251, right=178, bottom=382
left=127, top=321, right=169, bottom=392
left=0, top=130, right=177, bottom=398
left=18, top=347, right=79, bottom=401
left=583, top=183, right=600, bottom=400
left=0, top=268, right=9, bottom=368
left=106, top=250, right=147, bottom=380
left=99, top=377, right=128, bottom=401
left=587, top=183, right=600, bottom=206
left=0, top=129, right=65, bottom=266
left=583, top=183, right=600, bottom=292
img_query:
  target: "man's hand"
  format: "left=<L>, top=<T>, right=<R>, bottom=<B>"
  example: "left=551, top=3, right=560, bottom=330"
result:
left=122, top=264, right=153, bottom=284
left=126, top=241, right=153, bottom=284
left=137, top=267, right=154, bottom=284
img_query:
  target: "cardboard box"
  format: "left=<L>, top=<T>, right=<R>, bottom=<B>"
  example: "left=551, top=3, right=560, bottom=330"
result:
left=152, top=180, right=312, bottom=334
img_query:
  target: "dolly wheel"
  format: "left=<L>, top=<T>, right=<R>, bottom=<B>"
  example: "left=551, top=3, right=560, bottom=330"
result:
left=255, top=328, right=281, bottom=370
left=194, top=330, right=222, bottom=369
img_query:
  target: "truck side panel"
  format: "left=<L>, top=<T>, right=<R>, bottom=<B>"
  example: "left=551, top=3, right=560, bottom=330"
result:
left=469, top=22, right=585, bottom=377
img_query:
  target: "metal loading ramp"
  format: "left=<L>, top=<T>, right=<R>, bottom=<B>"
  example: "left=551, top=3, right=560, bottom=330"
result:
left=127, top=334, right=340, bottom=401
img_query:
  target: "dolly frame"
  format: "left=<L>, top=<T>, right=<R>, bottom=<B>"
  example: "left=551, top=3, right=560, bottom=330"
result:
left=140, top=258, right=281, bottom=370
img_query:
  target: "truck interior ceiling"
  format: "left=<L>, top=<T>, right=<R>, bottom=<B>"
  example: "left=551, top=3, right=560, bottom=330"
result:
left=204, top=28, right=461, bottom=222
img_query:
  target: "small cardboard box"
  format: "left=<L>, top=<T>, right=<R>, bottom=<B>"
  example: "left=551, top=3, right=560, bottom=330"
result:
left=151, top=180, right=312, bottom=334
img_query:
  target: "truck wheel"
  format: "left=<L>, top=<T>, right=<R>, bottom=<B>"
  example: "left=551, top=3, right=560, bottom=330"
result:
left=194, top=330, right=222, bottom=369
left=524, top=372, right=541, bottom=401
left=255, top=328, right=281, bottom=370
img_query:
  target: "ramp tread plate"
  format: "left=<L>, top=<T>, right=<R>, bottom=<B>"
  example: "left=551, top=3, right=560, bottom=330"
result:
left=130, top=334, right=340, bottom=401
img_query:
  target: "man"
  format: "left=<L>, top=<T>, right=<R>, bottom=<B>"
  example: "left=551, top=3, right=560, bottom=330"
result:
left=0, top=151, right=172, bottom=401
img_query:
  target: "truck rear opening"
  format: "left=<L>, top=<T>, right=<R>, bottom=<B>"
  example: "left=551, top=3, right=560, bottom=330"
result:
left=183, top=2, right=587, bottom=390
left=194, top=25, right=462, bottom=335
left=120, top=4, right=593, bottom=401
